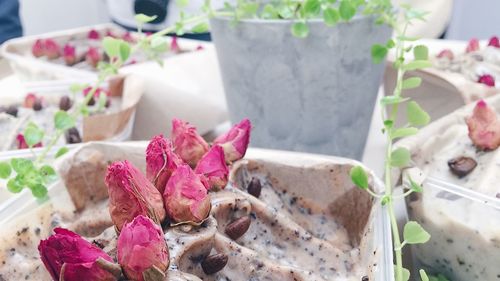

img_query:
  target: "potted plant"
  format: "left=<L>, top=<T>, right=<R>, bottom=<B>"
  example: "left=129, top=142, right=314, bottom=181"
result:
left=207, top=0, right=393, bottom=159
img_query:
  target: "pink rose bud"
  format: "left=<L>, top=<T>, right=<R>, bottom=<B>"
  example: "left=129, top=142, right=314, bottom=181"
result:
left=171, top=118, right=209, bottom=167
left=122, top=32, right=135, bottom=43
left=466, top=38, right=480, bottom=53
left=32, top=39, right=45, bottom=57
left=436, top=49, right=454, bottom=60
left=106, top=30, right=117, bottom=38
left=24, top=93, right=37, bottom=108
left=88, top=29, right=100, bottom=40
left=44, top=39, right=61, bottom=59
left=213, top=119, right=251, bottom=163
left=478, top=74, right=495, bottom=87
left=163, top=164, right=211, bottom=224
left=146, top=135, right=182, bottom=194
left=38, top=228, right=120, bottom=281
left=16, top=133, right=42, bottom=149
left=86, top=46, right=102, bottom=68
left=170, top=36, right=180, bottom=53
left=105, top=160, right=166, bottom=231
left=194, top=145, right=229, bottom=190
left=466, top=100, right=500, bottom=150
left=489, top=36, right=500, bottom=48
left=196, top=45, right=204, bottom=51
left=63, top=43, right=77, bottom=66
left=117, top=215, right=170, bottom=281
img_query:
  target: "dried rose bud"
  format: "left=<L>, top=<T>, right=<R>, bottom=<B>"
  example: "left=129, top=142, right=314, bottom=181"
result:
left=117, top=215, right=169, bottom=281
left=44, top=39, right=61, bottom=59
left=436, top=49, right=454, bottom=60
left=170, top=36, right=180, bottom=53
left=38, top=228, right=120, bottom=281
left=16, top=133, right=42, bottom=149
left=86, top=47, right=102, bottom=68
left=122, top=32, right=135, bottom=43
left=213, top=119, right=251, bottom=163
left=194, top=145, right=229, bottom=190
left=24, top=93, right=37, bottom=108
left=63, top=43, right=78, bottom=66
left=106, top=29, right=117, bottom=38
left=105, top=160, right=166, bottom=231
left=466, top=38, right=480, bottom=53
left=196, top=45, right=204, bottom=51
left=489, top=36, right=500, bottom=48
left=32, top=39, right=45, bottom=57
left=171, top=118, right=209, bottom=167
left=478, top=74, right=495, bottom=87
left=88, top=29, right=100, bottom=40
left=466, top=100, right=500, bottom=150
left=163, top=164, right=211, bottom=224
left=146, top=135, right=182, bottom=194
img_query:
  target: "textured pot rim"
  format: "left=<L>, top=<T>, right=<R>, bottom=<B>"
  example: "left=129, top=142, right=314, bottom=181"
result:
left=211, top=13, right=377, bottom=25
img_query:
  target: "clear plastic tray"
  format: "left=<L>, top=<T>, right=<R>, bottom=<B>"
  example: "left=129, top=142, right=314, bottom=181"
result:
left=404, top=175, right=500, bottom=281
left=0, top=145, right=394, bottom=281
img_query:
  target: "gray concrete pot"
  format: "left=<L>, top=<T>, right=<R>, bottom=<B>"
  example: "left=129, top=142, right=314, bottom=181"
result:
left=210, top=16, right=391, bottom=160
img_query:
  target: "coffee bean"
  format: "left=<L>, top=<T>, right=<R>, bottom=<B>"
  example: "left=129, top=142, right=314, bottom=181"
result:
left=448, top=156, right=477, bottom=178
left=33, top=99, right=43, bottom=111
left=247, top=177, right=262, bottom=198
left=201, top=253, right=228, bottom=275
left=225, top=216, right=251, bottom=240
left=362, top=276, right=369, bottom=281
left=65, top=127, right=82, bottom=144
left=59, top=96, right=72, bottom=111
left=5, top=106, right=18, bottom=117
left=105, top=98, right=111, bottom=108
left=87, top=96, right=96, bottom=106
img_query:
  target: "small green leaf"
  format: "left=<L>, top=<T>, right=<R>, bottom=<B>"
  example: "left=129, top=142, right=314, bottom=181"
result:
left=150, top=36, right=168, bottom=52
left=0, top=162, right=11, bottom=179
left=135, top=14, right=158, bottom=23
left=386, top=39, right=396, bottom=48
left=69, top=83, right=86, bottom=93
left=420, top=269, right=429, bottom=281
left=384, top=120, right=394, bottom=128
left=381, top=96, right=409, bottom=105
left=102, top=37, right=121, bottom=58
left=413, top=45, right=429, bottom=60
left=402, top=60, right=432, bottom=71
left=278, top=5, right=294, bottom=19
left=391, top=127, right=418, bottom=139
left=55, top=147, right=69, bottom=158
left=323, top=8, right=340, bottom=26
left=407, top=101, right=430, bottom=126
left=350, top=166, right=369, bottom=190
left=397, top=35, right=419, bottom=41
left=7, top=178, right=23, bottom=193
left=176, top=0, right=189, bottom=8
left=291, top=22, right=309, bottom=38
left=24, top=123, right=44, bottom=147
left=371, top=44, right=388, bottom=64
left=381, top=195, right=391, bottom=205
left=402, top=77, right=422, bottom=89
left=40, top=165, right=58, bottom=183
left=390, top=147, right=411, bottom=167
left=303, top=0, right=321, bottom=17
left=54, top=111, right=75, bottom=131
left=403, top=221, right=430, bottom=244
left=339, top=0, right=356, bottom=21
left=119, top=41, right=131, bottom=62
left=30, top=183, right=48, bottom=198
left=394, top=267, right=410, bottom=281
left=11, top=158, right=34, bottom=174
left=191, top=22, right=209, bottom=34
left=409, top=178, right=423, bottom=193
left=261, top=4, right=278, bottom=19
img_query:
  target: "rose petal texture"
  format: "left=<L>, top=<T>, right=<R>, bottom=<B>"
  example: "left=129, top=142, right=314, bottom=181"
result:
left=489, top=36, right=500, bottom=48
left=105, top=160, right=166, bottom=231
left=44, top=39, right=61, bottom=59
left=213, top=119, right=251, bottom=163
left=478, top=74, right=496, bottom=87
left=466, top=100, right=500, bottom=150
left=32, top=39, right=45, bottom=57
left=171, top=118, right=209, bottom=167
left=118, top=215, right=169, bottom=281
left=88, top=29, right=100, bottom=40
left=466, top=38, right=480, bottom=53
left=194, top=145, right=229, bottom=190
left=38, top=228, right=117, bottom=281
left=146, top=134, right=182, bottom=194
left=164, top=164, right=211, bottom=224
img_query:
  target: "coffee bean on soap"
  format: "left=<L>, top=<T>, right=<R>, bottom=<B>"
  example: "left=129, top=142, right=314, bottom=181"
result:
left=247, top=177, right=262, bottom=198
left=105, top=98, right=111, bottom=108
left=59, top=96, right=72, bottom=111
left=201, top=253, right=228, bottom=275
left=5, top=106, right=18, bottom=117
left=33, top=99, right=43, bottom=111
left=65, top=127, right=82, bottom=144
left=87, top=96, right=96, bottom=106
left=448, top=156, right=477, bottom=178
left=225, top=216, right=251, bottom=240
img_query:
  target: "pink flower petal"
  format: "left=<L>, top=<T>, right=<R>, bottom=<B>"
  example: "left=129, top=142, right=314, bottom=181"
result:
left=195, top=145, right=229, bottom=190
left=213, top=119, right=251, bottom=162
left=466, top=100, right=500, bottom=150
left=171, top=119, right=209, bottom=167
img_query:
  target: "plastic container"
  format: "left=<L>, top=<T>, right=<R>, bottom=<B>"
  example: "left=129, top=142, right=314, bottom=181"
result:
left=0, top=145, right=394, bottom=281
left=0, top=23, right=207, bottom=81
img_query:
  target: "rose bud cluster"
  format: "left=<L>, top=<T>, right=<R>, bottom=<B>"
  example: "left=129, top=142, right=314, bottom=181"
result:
left=117, top=215, right=169, bottom=281
left=466, top=100, right=500, bottom=150
left=38, top=228, right=121, bottom=281
left=105, top=160, right=166, bottom=231
left=146, top=135, right=182, bottom=194
left=171, top=118, right=210, bottom=167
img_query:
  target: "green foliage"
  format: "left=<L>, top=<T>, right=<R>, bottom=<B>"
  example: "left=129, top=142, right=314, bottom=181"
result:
left=339, top=0, right=356, bottom=20
left=24, top=123, right=44, bottom=147
left=402, top=77, right=422, bottom=89
left=350, top=165, right=369, bottom=190
left=54, top=111, right=75, bottom=131
left=0, top=162, right=11, bottom=179
left=323, top=8, right=340, bottom=26
left=407, top=101, right=430, bottom=126
left=390, top=147, right=411, bottom=167
left=403, top=221, right=431, bottom=244
left=55, top=147, right=69, bottom=158
left=371, top=44, right=388, bottom=64
left=135, top=14, right=158, bottom=23
left=291, top=22, right=309, bottom=38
